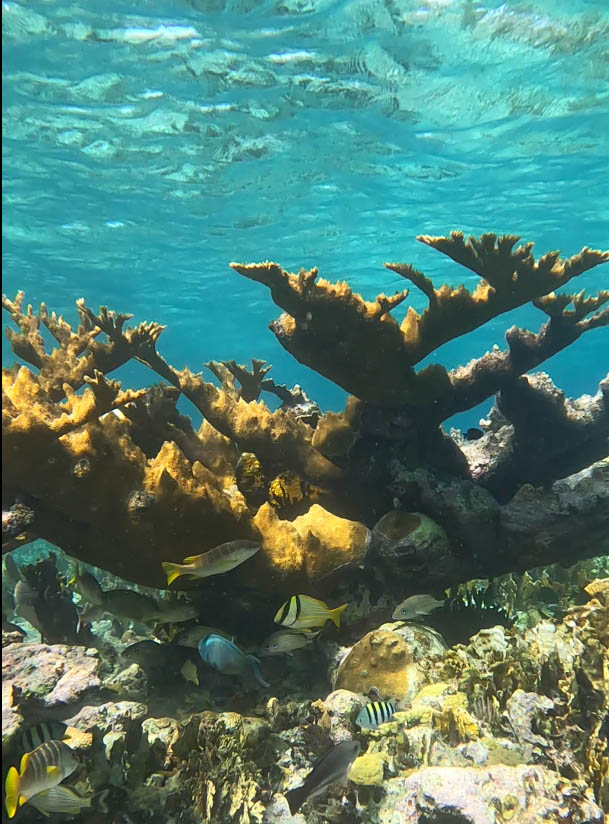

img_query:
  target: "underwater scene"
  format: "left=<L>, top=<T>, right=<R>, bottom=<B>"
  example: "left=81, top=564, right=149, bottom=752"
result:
left=2, top=0, right=608, bottom=822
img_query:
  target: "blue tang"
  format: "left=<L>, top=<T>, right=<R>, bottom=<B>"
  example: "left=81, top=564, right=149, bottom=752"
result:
left=198, top=634, right=269, bottom=688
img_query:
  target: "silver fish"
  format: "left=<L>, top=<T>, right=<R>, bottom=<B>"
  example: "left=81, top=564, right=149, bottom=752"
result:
left=392, top=594, right=445, bottom=621
left=258, top=628, right=318, bottom=657
left=14, top=580, right=43, bottom=634
left=285, top=739, right=361, bottom=814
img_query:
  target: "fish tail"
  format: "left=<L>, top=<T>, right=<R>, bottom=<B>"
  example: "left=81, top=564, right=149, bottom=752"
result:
left=329, top=602, right=348, bottom=628
left=285, top=786, right=307, bottom=815
left=161, top=562, right=183, bottom=586
left=93, top=788, right=110, bottom=813
left=4, top=767, right=20, bottom=819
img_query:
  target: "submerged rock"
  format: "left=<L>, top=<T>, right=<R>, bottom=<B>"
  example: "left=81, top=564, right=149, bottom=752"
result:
left=375, top=765, right=604, bottom=823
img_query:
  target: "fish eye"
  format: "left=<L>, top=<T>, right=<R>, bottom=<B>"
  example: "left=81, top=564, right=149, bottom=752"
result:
left=401, top=609, right=407, bottom=614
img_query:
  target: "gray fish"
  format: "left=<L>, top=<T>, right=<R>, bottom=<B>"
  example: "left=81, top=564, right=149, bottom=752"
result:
left=198, top=634, right=269, bottom=688
left=285, top=739, right=361, bottom=814
left=177, top=625, right=230, bottom=648
left=68, top=564, right=104, bottom=606
left=101, top=589, right=161, bottom=620
left=392, top=594, right=445, bottom=621
left=18, top=721, right=68, bottom=753
left=258, top=628, right=319, bottom=657
left=153, top=597, right=199, bottom=624
left=3, top=555, right=23, bottom=587
left=14, top=580, right=43, bottom=634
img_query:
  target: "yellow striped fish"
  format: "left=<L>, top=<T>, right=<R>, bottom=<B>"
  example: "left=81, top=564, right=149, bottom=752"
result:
left=4, top=740, right=78, bottom=819
left=274, top=595, right=348, bottom=630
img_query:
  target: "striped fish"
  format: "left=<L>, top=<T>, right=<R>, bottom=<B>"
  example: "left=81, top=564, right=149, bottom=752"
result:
left=29, top=786, right=110, bottom=816
left=355, top=700, right=397, bottom=730
left=274, top=595, right=348, bottom=630
left=18, top=721, right=68, bottom=753
left=4, top=740, right=78, bottom=819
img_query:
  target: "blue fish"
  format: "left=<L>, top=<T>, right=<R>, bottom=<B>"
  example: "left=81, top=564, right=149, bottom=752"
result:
left=198, top=634, right=269, bottom=688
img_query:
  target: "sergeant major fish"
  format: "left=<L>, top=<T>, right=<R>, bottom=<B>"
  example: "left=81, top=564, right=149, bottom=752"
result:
left=198, top=634, right=269, bottom=688
left=356, top=699, right=397, bottom=730
left=161, top=539, right=261, bottom=586
left=392, top=594, right=445, bottom=621
left=4, top=740, right=78, bottom=819
left=284, top=739, right=361, bottom=815
left=18, top=721, right=68, bottom=753
left=274, top=595, right=348, bottom=630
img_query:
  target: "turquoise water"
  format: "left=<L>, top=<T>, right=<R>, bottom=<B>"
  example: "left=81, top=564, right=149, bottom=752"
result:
left=3, top=0, right=608, bottom=422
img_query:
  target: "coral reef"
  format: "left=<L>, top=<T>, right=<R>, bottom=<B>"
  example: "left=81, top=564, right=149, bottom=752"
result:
left=2, top=232, right=608, bottom=601
left=2, top=563, right=606, bottom=822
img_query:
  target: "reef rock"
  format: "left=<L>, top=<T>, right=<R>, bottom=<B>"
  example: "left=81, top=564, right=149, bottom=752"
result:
left=2, top=642, right=101, bottom=750
left=375, top=765, right=604, bottom=823
left=334, top=628, right=428, bottom=701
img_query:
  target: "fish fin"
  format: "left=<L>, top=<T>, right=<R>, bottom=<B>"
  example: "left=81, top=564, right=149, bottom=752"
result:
left=4, top=767, right=20, bottom=819
left=181, top=554, right=201, bottom=564
left=46, top=765, right=60, bottom=777
left=67, top=563, right=79, bottom=586
left=329, top=602, right=349, bottom=628
left=161, top=562, right=182, bottom=586
left=19, top=752, right=30, bottom=773
left=93, top=788, right=110, bottom=814
left=285, top=786, right=307, bottom=816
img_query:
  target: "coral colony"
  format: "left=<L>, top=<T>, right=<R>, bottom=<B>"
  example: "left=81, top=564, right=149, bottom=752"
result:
left=2, top=231, right=608, bottom=822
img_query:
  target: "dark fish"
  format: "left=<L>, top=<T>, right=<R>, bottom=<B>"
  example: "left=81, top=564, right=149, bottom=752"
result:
left=68, top=564, right=104, bottom=606
left=18, top=721, right=67, bottom=753
left=285, top=740, right=361, bottom=814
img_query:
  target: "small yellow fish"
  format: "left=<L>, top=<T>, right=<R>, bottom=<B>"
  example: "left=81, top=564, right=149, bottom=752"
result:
left=5, top=740, right=78, bottom=819
left=161, top=539, right=261, bottom=586
left=274, top=595, right=348, bottom=630
left=180, top=659, right=200, bottom=686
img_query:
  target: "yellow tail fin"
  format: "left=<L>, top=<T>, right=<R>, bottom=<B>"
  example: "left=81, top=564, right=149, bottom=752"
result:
left=5, top=767, right=20, bottom=819
left=329, top=602, right=348, bottom=628
left=67, top=563, right=80, bottom=587
left=161, top=562, right=182, bottom=586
